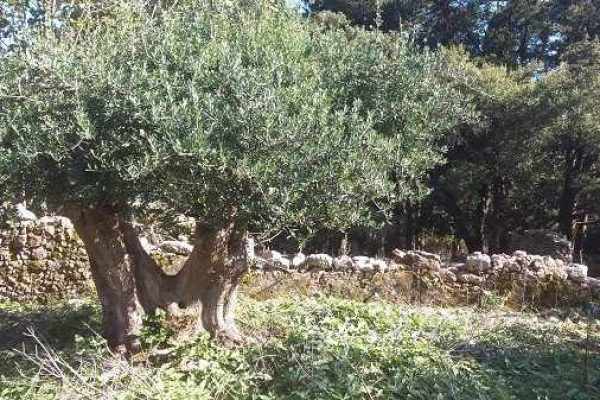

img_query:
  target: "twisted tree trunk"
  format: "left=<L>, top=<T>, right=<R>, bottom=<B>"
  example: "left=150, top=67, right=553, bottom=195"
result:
left=66, top=206, right=144, bottom=355
left=173, top=220, right=253, bottom=343
left=66, top=205, right=253, bottom=354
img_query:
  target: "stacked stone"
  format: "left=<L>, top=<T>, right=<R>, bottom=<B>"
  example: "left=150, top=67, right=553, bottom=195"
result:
left=0, top=217, right=92, bottom=300
left=248, top=247, right=598, bottom=296
left=254, top=250, right=392, bottom=273
left=1, top=212, right=599, bottom=302
left=434, top=250, right=599, bottom=295
left=508, top=230, right=573, bottom=262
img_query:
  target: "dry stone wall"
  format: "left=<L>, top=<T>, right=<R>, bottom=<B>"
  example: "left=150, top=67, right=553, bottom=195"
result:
left=0, top=217, right=92, bottom=300
left=1, top=215, right=599, bottom=302
left=251, top=248, right=600, bottom=298
left=508, top=229, right=573, bottom=262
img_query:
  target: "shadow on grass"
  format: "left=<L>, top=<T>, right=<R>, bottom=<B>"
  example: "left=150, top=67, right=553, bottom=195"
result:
left=1, top=298, right=598, bottom=400
left=0, top=302, right=101, bottom=382
left=0, top=302, right=100, bottom=352
left=449, top=321, right=600, bottom=400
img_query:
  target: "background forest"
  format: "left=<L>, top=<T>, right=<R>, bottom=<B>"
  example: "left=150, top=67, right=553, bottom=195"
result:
left=304, top=0, right=600, bottom=265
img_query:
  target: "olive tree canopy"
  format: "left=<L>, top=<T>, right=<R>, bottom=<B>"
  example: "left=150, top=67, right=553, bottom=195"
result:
left=0, top=0, right=464, bottom=352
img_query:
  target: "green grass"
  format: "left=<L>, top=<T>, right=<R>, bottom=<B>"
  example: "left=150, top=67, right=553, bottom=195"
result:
left=1, top=295, right=599, bottom=400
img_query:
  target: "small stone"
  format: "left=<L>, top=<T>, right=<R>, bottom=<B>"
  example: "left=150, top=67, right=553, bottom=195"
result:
left=292, top=253, right=306, bottom=269
left=513, top=250, right=528, bottom=258
left=439, top=269, right=457, bottom=282
left=457, top=273, right=484, bottom=285
left=466, top=252, right=492, bottom=273
left=566, top=264, right=588, bottom=283
left=28, top=235, right=43, bottom=248
left=303, top=254, right=333, bottom=270
left=13, top=235, right=27, bottom=248
left=43, top=225, right=56, bottom=237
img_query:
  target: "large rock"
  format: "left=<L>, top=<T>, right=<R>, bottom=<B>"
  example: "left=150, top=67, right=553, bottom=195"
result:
left=394, top=250, right=441, bottom=271
left=466, top=252, right=492, bottom=273
left=333, top=255, right=354, bottom=271
left=55, top=216, right=74, bottom=230
left=370, top=258, right=388, bottom=273
left=566, top=264, right=588, bottom=283
left=268, top=250, right=290, bottom=270
left=159, top=240, right=193, bottom=256
left=352, top=256, right=374, bottom=272
left=491, top=254, right=510, bottom=272
left=527, top=255, right=546, bottom=272
left=291, top=253, right=306, bottom=269
left=15, top=204, right=37, bottom=221
left=139, top=236, right=156, bottom=253
left=391, top=249, right=406, bottom=261
left=303, top=254, right=333, bottom=271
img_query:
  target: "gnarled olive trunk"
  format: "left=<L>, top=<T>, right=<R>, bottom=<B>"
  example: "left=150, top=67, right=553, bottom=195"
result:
left=175, top=221, right=253, bottom=343
left=66, top=206, right=144, bottom=355
left=66, top=206, right=253, bottom=353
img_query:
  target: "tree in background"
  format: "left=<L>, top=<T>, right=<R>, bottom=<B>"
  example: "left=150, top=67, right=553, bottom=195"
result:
left=416, top=41, right=600, bottom=255
left=533, top=40, right=600, bottom=251
left=421, top=48, right=541, bottom=253
left=306, top=0, right=600, bottom=68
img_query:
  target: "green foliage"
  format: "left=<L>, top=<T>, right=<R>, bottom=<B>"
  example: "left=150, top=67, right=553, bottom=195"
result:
left=2, top=295, right=599, bottom=399
left=424, top=47, right=541, bottom=251
left=308, top=1, right=600, bottom=68
left=533, top=39, right=600, bottom=220
left=0, top=0, right=461, bottom=237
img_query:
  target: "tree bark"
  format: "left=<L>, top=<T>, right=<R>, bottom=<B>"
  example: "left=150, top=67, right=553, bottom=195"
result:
left=405, top=200, right=417, bottom=250
left=66, top=206, right=144, bottom=355
left=475, top=185, right=491, bottom=253
left=175, top=219, right=253, bottom=343
left=433, top=187, right=478, bottom=253
left=66, top=206, right=254, bottom=353
left=559, top=150, right=578, bottom=240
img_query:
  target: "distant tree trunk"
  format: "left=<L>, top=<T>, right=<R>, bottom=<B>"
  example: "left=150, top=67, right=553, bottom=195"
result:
left=558, top=148, right=582, bottom=240
left=405, top=200, right=417, bottom=250
left=474, top=185, right=491, bottom=253
left=66, top=206, right=253, bottom=354
left=339, top=232, right=349, bottom=256
left=488, top=177, right=509, bottom=253
left=434, top=187, right=478, bottom=253
left=572, top=214, right=588, bottom=263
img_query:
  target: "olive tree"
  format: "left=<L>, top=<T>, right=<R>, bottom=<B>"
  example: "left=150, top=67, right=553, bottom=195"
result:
left=0, top=0, right=461, bottom=353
